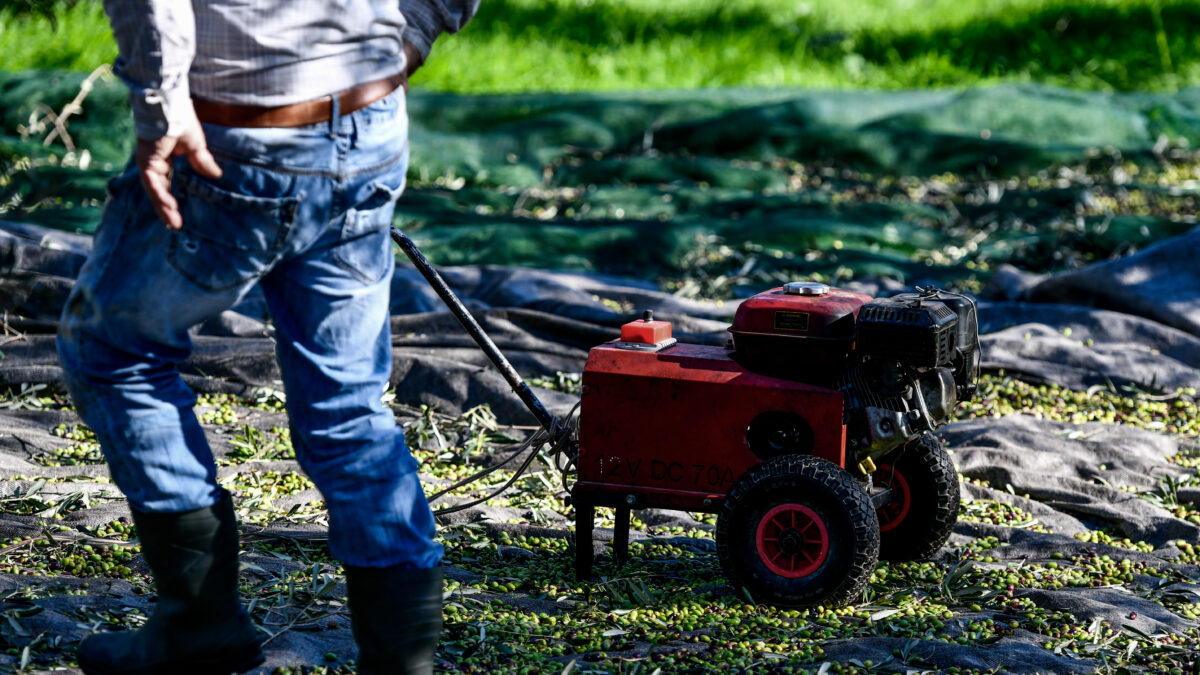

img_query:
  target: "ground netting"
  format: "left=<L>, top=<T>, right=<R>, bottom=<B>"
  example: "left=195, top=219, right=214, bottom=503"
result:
left=0, top=72, right=1199, bottom=673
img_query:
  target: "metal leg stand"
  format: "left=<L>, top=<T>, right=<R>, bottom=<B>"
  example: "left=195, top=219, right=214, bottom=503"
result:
left=613, top=506, right=631, bottom=567
left=574, top=500, right=594, bottom=580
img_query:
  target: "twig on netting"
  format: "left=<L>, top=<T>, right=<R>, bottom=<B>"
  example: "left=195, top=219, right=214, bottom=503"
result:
left=30, top=64, right=112, bottom=153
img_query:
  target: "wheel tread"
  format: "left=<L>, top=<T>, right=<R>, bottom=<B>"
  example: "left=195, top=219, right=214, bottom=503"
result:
left=717, top=455, right=880, bottom=608
left=877, top=434, right=959, bottom=561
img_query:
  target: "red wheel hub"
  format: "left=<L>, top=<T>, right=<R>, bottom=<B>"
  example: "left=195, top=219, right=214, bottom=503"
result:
left=755, top=503, right=829, bottom=578
left=874, top=464, right=911, bottom=533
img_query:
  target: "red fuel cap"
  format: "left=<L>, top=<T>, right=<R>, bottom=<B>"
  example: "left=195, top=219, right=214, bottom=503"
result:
left=620, top=310, right=672, bottom=344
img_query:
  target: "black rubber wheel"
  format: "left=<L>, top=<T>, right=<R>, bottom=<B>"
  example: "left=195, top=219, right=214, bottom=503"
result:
left=873, top=433, right=959, bottom=562
left=716, top=455, right=879, bottom=608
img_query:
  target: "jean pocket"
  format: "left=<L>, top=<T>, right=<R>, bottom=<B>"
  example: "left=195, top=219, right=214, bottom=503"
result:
left=92, top=166, right=141, bottom=242
left=331, top=179, right=402, bottom=284
left=103, top=165, right=140, bottom=203
left=166, top=168, right=302, bottom=292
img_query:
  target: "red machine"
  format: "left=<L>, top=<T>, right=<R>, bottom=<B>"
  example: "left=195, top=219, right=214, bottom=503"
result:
left=573, top=281, right=978, bottom=607
left=391, top=229, right=977, bottom=609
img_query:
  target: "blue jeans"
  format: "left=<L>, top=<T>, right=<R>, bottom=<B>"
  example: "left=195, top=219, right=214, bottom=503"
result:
left=57, top=90, right=442, bottom=570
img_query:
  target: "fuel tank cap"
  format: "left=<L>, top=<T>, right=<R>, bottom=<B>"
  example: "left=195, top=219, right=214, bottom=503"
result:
left=784, top=281, right=831, bottom=296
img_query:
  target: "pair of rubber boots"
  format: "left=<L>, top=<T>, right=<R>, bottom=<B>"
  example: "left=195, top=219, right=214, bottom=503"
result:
left=76, top=491, right=442, bottom=675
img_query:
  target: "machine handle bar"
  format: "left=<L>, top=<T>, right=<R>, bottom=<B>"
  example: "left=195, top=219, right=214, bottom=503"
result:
left=389, top=227, right=559, bottom=434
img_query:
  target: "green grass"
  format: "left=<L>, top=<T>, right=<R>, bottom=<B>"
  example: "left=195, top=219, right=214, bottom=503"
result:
left=2, top=0, right=1199, bottom=92
left=0, top=1, right=113, bottom=72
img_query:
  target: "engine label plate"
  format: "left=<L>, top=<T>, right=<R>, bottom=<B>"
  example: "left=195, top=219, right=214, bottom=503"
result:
left=773, top=310, right=811, bottom=331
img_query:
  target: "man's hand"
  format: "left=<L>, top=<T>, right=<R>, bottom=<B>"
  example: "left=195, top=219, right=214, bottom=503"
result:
left=401, top=40, right=424, bottom=93
left=136, top=113, right=222, bottom=230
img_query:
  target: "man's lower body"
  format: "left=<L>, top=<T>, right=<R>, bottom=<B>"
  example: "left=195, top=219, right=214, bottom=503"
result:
left=57, top=88, right=444, bottom=674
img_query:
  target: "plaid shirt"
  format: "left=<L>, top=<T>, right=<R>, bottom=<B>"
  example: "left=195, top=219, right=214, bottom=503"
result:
left=104, top=0, right=479, bottom=139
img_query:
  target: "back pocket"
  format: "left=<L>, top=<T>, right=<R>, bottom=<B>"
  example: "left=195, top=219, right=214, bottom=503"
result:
left=331, top=180, right=402, bottom=285
left=166, top=168, right=302, bottom=292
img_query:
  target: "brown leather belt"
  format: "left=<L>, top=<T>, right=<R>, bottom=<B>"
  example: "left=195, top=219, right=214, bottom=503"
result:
left=192, top=74, right=405, bottom=128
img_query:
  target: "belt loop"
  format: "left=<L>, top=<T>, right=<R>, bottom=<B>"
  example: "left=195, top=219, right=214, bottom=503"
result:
left=327, top=93, right=340, bottom=136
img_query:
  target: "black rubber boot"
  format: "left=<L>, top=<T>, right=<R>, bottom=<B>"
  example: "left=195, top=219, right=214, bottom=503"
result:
left=346, top=564, right=443, bottom=675
left=77, top=491, right=263, bottom=675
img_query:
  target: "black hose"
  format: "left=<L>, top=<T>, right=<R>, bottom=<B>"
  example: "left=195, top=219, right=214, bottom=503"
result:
left=431, top=403, right=580, bottom=516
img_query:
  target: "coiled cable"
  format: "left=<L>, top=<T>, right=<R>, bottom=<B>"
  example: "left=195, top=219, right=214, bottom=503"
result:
left=429, top=402, right=580, bottom=516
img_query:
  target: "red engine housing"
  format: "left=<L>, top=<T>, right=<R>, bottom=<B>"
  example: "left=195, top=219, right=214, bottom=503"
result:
left=569, top=294, right=884, bottom=593
left=729, top=284, right=872, bottom=380
left=569, top=285, right=966, bottom=604
left=575, top=342, right=846, bottom=513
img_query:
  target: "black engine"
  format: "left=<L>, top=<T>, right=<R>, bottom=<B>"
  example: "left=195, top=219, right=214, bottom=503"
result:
left=838, top=288, right=980, bottom=463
